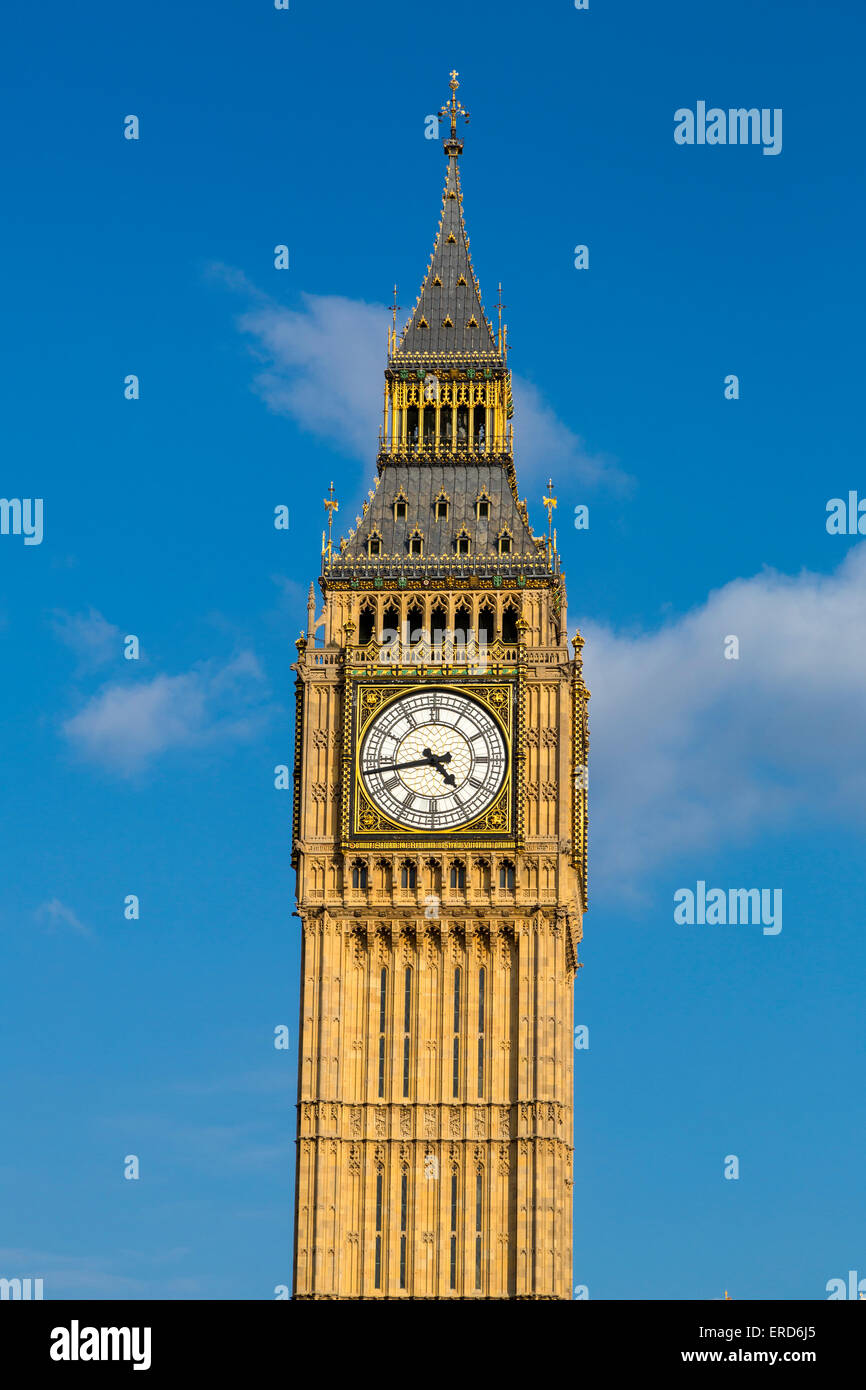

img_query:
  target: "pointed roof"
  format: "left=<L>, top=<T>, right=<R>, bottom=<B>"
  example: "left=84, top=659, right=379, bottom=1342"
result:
left=396, top=77, right=500, bottom=361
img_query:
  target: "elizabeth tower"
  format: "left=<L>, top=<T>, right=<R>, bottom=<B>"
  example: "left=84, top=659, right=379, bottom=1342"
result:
left=291, top=75, right=589, bottom=1300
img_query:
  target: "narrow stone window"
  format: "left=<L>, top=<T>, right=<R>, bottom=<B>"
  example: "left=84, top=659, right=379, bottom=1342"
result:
left=452, top=967, right=461, bottom=1098
left=475, top=1170, right=483, bottom=1291
left=403, top=966, right=412, bottom=1098
left=477, top=966, right=486, bottom=1098
left=400, top=1171, right=408, bottom=1289
left=374, top=1169, right=384, bottom=1288
left=378, top=967, right=387, bottom=1098
left=449, top=1171, right=459, bottom=1290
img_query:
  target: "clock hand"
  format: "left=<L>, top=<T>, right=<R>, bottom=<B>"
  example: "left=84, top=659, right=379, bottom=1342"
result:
left=368, top=756, right=445, bottom=774
left=424, top=748, right=457, bottom=787
left=366, top=749, right=456, bottom=786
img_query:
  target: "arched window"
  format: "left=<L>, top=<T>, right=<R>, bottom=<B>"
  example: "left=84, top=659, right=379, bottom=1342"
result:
left=499, top=861, right=515, bottom=891
left=502, top=605, right=519, bottom=644
left=454, top=604, right=471, bottom=644
left=351, top=860, right=368, bottom=890
left=403, top=966, right=412, bottom=1099
left=450, top=861, right=466, bottom=891
left=452, top=967, right=461, bottom=1098
left=374, top=1168, right=384, bottom=1288
left=381, top=604, right=399, bottom=644
left=407, top=604, right=423, bottom=644
left=478, top=607, right=494, bottom=644
left=450, top=1170, right=459, bottom=1290
left=478, top=966, right=486, bottom=1098
left=474, top=858, right=491, bottom=894
left=358, top=606, right=375, bottom=645
left=431, top=603, right=447, bottom=645
left=400, top=1170, right=409, bottom=1290
left=400, top=861, right=417, bottom=890
left=475, top=1169, right=483, bottom=1291
left=378, top=967, right=387, bottom=1099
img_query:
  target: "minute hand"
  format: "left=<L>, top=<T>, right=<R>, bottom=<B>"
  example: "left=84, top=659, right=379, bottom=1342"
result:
left=368, top=753, right=452, bottom=774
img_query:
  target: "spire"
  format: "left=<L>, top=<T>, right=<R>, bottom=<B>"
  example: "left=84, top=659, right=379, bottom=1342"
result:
left=396, top=73, right=499, bottom=361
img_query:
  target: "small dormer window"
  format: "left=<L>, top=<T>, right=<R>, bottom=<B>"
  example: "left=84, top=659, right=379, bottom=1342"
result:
left=368, top=532, right=382, bottom=557
left=467, top=315, right=478, bottom=328
left=457, top=275, right=467, bottom=286
left=433, top=275, right=442, bottom=286
left=435, top=490, right=450, bottom=521
left=476, top=493, right=490, bottom=520
left=498, top=529, right=513, bottom=555
left=456, top=530, right=470, bottom=556
left=393, top=489, right=408, bottom=521
left=408, top=529, right=424, bottom=556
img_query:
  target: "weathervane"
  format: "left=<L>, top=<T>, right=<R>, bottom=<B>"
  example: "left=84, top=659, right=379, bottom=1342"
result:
left=439, top=70, right=469, bottom=150
left=496, top=282, right=507, bottom=355
left=543, top=478, right=558, bottom=541
left=323, top=481, right=339, bottom=560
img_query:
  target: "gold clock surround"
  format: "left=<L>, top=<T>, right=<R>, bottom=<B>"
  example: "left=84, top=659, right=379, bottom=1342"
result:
left=346, top=676, right=520, bottom=847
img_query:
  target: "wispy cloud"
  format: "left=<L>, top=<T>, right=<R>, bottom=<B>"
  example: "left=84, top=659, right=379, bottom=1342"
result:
left=213, top=270, right=629, bottom=492
left=583, top=545, right=866, bottom=896
left=511, top=376, right=632, bottom=493
left=0, top=1247, right=204, bottom=1300
left=61, top=651, right=273, bottom=776
left=239, top=290, right=388, bottom=458
left=34, top=898, right=91, bottom=938
left=50, top=607, right=122, bottom=672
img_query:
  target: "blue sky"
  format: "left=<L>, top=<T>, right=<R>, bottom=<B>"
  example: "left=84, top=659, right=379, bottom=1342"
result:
left=1, top=0, right=864, bottom=1299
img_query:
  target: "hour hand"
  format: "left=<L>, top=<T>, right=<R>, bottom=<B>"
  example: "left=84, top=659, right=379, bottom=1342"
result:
left=423, top=747, right=456, bottom=787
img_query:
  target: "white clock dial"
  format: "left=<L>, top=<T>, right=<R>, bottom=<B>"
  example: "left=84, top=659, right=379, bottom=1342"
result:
left=359, top=688, right=508, bottom=831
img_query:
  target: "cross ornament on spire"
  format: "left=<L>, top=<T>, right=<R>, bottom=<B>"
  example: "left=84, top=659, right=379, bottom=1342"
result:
left=439, top=70, right=469, bottom=150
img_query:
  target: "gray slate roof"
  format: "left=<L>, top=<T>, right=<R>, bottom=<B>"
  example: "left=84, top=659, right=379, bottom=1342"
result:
left=397, top=154, right=499, bottom=360
left=336, top=462, right=540, bottom=565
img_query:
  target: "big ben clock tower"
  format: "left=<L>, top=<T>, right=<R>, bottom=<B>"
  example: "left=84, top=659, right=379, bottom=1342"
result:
left=291, top=74, right=589, bottom=1300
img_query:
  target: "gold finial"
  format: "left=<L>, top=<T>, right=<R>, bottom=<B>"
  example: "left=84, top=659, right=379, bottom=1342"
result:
left=542, top=478, right=558, bottom=540
left=439, top=71, right=469, bottom=151
left=323, top=481, right=339, bottom=561
left=496, top=282, right=506, bottom=355
left=388, top=284, right=401, bottom=353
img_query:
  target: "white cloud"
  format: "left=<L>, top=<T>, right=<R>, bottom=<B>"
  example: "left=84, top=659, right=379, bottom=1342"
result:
left=511, top=375, right=631, bottom=493
left=51, top=607, right=121, bottom=670
left=34, top=899, right=91, bottom=937
left=239, top=292, right=388, bottom=459
left=223, top=280, right=628, bottom=491
left=62, top=651, right=272, bottom=775
left=582, top=545, right=866, bottom=896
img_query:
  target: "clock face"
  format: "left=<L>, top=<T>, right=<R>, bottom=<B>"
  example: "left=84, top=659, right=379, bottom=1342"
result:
left=359, top=688, right=508, bottom=832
